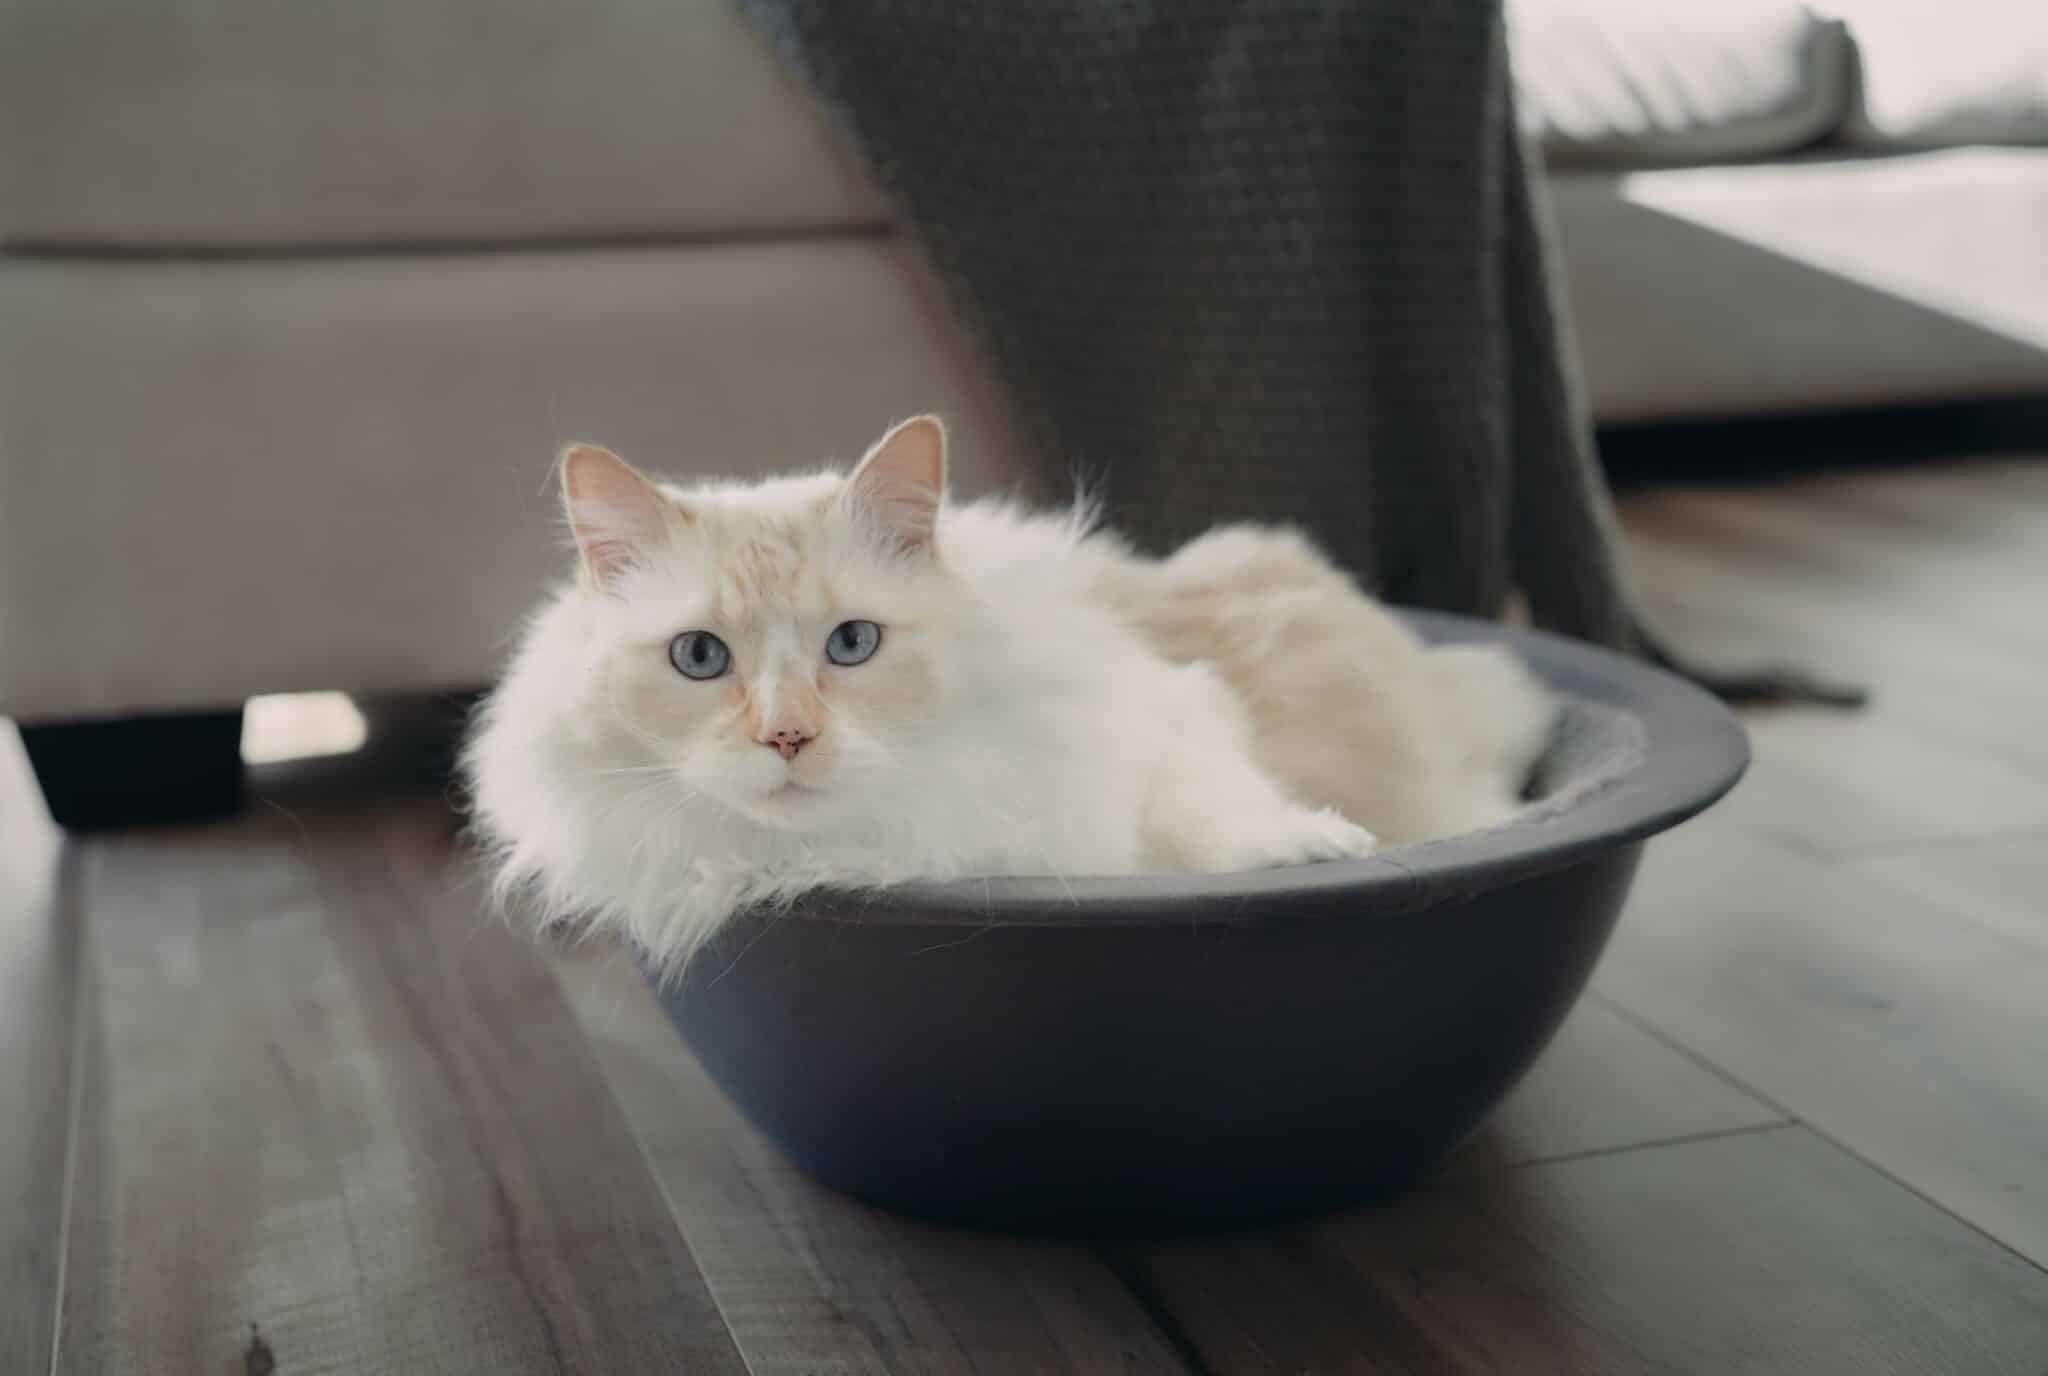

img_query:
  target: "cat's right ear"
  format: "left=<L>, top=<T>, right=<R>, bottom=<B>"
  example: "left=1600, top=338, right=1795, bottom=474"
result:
left=844, top=415, right=947, bottom=557
left=560, top=443, right=676, bottom=588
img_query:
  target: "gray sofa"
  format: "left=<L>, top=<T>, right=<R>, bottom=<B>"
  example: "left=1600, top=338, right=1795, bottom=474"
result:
left=0, top=3, right=1042, bottom=816
left=4, top=0, right=2044, bottom=824
left=1517, top=0, right=2048, bottom=422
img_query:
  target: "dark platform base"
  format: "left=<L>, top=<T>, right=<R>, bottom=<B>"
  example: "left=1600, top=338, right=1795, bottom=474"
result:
left=20, top=709, right=245, bottom=831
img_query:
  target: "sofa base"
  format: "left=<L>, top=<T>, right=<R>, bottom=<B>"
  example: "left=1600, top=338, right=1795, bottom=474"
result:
left=20, top=710, right=245, bottom=831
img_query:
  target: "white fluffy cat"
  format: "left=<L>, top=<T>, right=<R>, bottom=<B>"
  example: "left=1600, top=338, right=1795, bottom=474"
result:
left=465, top=416, right=1554, bottom=971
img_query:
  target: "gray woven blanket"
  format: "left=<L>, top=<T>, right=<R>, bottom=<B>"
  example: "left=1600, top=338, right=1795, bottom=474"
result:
left=736, top=0, right=1851, bottom=705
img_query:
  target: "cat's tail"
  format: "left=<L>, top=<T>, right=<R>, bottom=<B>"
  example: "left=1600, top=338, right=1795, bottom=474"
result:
left=1422, top=643, right=1558, bottom=798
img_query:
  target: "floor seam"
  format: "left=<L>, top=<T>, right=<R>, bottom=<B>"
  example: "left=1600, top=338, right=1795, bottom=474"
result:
left=1592, top=988, right=2048, bottom=1282
left=1587, top=987, right=1788, bottom=1108
left=46, top=849, right=91, bottom=1376
left=1094, top=1250, right=1222, bottom=1376
left=545, top=952, right=763, bottom=1376
left=1497, top=1120, right=1793, bottom=1173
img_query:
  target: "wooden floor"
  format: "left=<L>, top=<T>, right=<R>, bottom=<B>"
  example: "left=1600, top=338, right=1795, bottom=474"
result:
left=5, top=453, right=2048, bottom=1373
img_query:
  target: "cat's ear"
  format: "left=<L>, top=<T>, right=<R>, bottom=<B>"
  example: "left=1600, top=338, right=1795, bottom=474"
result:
left=560, top=443, right=677, bottom=588
left=845, top=415, right=947, bottom=556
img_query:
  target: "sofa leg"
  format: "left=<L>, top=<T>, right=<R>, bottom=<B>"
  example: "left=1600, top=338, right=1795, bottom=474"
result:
left=19, top=709, right=245, bottom=831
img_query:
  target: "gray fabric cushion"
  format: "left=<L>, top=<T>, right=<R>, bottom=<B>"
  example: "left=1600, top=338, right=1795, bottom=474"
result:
left=0, top=0, right=889, bottom=248
left=1523, top=697, right=1646, bottom=822
left=1510, top=0, right=1853, bottom=166
left=1828, top=1, right=2048, bottom=147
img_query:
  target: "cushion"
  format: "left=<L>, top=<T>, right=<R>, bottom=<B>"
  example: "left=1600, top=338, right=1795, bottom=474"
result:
left=1824, top=1, right=2048, bottom=147
left=0, top=1, right=889, bottom=249
left=1509, top=0, right=1853, bottom=166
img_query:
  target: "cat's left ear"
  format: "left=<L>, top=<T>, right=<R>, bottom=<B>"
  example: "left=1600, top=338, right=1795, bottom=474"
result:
left=845, top=415, right=947, bottom=557
left=560, top=443, right=678, bottom=588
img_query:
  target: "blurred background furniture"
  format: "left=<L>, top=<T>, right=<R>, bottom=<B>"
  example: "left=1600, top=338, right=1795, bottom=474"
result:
left=7, top=0, right=2046, bottom=826
left=1513, top=0, right=2048, bottom=422
left=0, top=1, right=1043, bottom=823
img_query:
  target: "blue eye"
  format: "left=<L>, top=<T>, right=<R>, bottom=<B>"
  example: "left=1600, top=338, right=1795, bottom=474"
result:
left=669, top=630, right=730, bottom=680
left=825, top=620, right=882, bottom=667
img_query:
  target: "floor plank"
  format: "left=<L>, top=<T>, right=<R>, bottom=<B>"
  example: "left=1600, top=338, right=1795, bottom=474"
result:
left=1116, top=1127, right=2048, bottom=1374
left=1624, top=464, right=2048, bottom=653
left=1726, top=710, right=2048, bottom=857
left=1671, top=477, right=2048, bottom=657
left=1619, top=497, right=2048, bottom=852
left=1448, top=994, right=1781, bottom=1173
left=1848, top=830, right=2048, bottom=954
left=1626, top=510, right=2048, bottom=674
left=553, top=945, right=1195, bottom=1376
left=14, top=448, right=2048, bottom=1371
left=1805, top=461, right=2048, bottom=574
left=1621, top=553, right=2048, bottom=783
left=53, top=803, right=747, bottom=1375
left=1594, top=819, right=2048, bottom=1267
left=0, top=727, right=75, bottom=1375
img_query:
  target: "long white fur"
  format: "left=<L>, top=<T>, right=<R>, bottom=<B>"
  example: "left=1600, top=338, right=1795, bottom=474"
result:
left=464, top=417, right=1555, bottom=974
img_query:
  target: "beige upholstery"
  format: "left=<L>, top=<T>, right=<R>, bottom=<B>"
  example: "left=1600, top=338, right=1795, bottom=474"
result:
left=0, top=1, right=888, bottom=248
left=0, top=2, right=1042, bottom=725
left=7, top=1, right=2046, bottom=724
left=0, top=237, right=1038, bottom=721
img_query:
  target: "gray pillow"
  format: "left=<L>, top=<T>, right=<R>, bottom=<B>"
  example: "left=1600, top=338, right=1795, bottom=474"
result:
left=1510, top=0, right=1853, bottom=166
left=1826, top=0, right=2048, bottom=147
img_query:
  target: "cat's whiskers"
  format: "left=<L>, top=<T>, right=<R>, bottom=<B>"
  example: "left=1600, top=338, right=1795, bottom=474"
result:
left=628, top=789, right=702, bottom=862
left=601, top=679, right=696, bottom=760
left=588, top=762, right=684, bottom=780
left=598, top=770, right=684, bottom=811
left=596, top=779, right=706, bottom=862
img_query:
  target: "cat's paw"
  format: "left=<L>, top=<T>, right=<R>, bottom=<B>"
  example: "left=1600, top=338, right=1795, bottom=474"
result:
left=1222, top=807, right=1378, bottom=870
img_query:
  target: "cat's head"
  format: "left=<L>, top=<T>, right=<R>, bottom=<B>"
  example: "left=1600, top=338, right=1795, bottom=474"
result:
left=560, top=417, right=965, bottom=833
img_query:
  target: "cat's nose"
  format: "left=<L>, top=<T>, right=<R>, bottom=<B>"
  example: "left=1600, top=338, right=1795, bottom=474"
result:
left=760, top=726, right=815, bottom=761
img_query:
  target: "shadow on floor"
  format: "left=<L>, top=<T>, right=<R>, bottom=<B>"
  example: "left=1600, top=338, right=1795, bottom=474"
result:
left=1600, top=398, right=2048, bottom=491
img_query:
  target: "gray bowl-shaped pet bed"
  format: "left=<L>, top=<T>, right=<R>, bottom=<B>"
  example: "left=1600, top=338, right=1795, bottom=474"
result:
left=645, top=612, right=1749, bottom=1235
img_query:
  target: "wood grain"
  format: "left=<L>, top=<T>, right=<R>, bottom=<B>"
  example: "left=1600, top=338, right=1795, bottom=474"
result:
left=53, top=801, right=746, bottom=1375
left=1728, top=711, right=2048, bottom=857
left=1619, top=486, right=2048, bottom=850
left=1677, top=475, right=2048, bottom=656
left=1596, top=820, right=2048, bottom=1267
left=553, top=945, right=1195, bottom=1376
left=1623, top=459, right=2048, bottom=652
left=1620, top=479, right=2048, bottom=787
left=1849, top=830, right=2048, bottom=954
left=0, top=726, right=74, bottom=1375
left=16, top=446, right=2048, bottom=1371
left=1623, top=560, right=2048, bottom=786
left=1117, top=1127, right=2048, bottom=1374
left=1447, top=993, right=1781, bottom=1173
